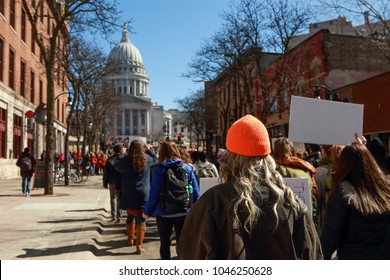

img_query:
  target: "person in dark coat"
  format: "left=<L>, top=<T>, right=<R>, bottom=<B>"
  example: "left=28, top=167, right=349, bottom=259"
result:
left=115, top=140, right=157, bottom=254
left=177, top=115, right=322, bottom=260
left=16, top=147, right=36, bottom=196
left=102, top=145, right=123, bottom=222
left=321, top=142, right=390, bottom=259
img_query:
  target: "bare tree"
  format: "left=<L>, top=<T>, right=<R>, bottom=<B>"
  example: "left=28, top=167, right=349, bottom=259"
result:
left=176, top=90, right=206, bottom=149
left=184, top=0, right=315, bottom=144
left=68, top=38, right=121, bottom=148
left=21, top=0, right=121, bottom=194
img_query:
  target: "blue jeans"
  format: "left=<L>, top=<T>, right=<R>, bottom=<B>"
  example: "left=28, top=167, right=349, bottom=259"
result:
left=109, top=183, right=120, bottom=218
left=21, top=176, right=32, bottom=194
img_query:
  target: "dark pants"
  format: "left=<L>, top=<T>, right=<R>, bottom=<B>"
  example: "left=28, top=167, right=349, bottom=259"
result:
left=126, top=208, right=145, bottom=225
left=156, top=215, right=186, bottom=260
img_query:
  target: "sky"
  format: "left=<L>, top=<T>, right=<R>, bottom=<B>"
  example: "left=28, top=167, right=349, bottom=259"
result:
left=100, top=0, right=231, bottom=110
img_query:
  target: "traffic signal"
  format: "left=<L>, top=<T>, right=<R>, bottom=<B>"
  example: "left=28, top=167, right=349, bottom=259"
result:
left=177, top=133, right=181, bottom=143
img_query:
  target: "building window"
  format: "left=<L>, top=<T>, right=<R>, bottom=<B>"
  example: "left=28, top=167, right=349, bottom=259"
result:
left=141, top=112, right=145, bottom=125
left=20, top=60, right=26, bottom=96
left=39, top=79, right=43, bottom=103
left=40, top=3, right=44, bottom=23
left=47, top=11, right=51, bottom=35
left=21, top=9, right=26, bottom=42
left=62, top=103, right=65, bottom=124
left=0, top=0, right=4, bottom=15
left=116, top=113, right=121, bottom=134
left=13, top=114, right=22, bottom=159
left=0, top=38, right=3, bottom=82
left=30, top=71, right=35, bottom=103
left=0, top=107, right=7, bottom=158
left=62, top=72, right=66, bottom=91
left=56, top=64, right=60, bottom=85
left=31, top=32, right=36, bottom=54
left=124, top=86, right=127, bottom=94
left=125, top=110, right=130, bottom=126
left=56, top=99, right=60, bottom=120
left=270, top=96, right=278, bottom=115
left=283, top=91, right=289, bottom=110
left=10, top=0, right=15, bottom=28
left=9, top=49, right=15, bottom=90
left=132, top=111, right=137, bottom=127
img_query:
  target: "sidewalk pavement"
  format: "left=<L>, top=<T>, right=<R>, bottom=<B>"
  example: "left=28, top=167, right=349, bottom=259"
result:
left=0, top=174, right=177, bottom=260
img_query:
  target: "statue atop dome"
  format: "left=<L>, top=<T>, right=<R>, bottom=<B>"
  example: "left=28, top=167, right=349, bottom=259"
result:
left=121, top=23, right=129, bottom=43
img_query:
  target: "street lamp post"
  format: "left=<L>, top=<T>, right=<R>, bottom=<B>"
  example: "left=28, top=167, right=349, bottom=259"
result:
left=88, top=119, right=93, bottom=152
left=34, top=92, right=72, bottom=124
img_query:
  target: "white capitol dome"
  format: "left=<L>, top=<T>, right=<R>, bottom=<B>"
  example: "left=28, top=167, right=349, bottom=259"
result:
left=108, top=25, right=144, bottom=67
left=106, top=24, right=149, bottom=98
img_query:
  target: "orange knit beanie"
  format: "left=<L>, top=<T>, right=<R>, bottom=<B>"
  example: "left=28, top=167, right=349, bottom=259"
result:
left=226, top=115, right=270, bottom=156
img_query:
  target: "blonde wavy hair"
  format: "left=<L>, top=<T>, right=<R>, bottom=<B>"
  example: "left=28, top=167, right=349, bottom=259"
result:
left=219, top=151, right=301, bottom=233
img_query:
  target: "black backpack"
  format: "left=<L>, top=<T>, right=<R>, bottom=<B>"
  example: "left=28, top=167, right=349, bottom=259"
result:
left=160, top=163, right=189, bottom=213
left=20, top=156, right=32, bottom=172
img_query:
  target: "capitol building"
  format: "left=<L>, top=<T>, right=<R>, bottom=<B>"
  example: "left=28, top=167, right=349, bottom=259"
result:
left=104, top=24, right=172, bottom=144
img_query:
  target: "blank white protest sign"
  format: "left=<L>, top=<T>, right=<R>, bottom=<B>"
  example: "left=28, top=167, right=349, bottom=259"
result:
left=288, top=96, right=364, bottom=145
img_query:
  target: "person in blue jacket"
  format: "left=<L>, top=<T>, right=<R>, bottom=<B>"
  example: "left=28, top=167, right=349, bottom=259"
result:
left=143, top=140, right=200, bottom=260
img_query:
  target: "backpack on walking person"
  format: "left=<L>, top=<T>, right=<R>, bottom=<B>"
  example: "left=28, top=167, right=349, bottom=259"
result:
left=195, top=162, right=216, bottom=179
left=160, top=163, right=190, bottom=213
left=19, top=156, right=33, bottom=172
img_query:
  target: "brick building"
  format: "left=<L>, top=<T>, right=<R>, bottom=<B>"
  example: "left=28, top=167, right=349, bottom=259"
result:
left=337, top=71, right=390, bottom=151
left=205, top=18, right=390, bottom=155
left=0, top=0, right=68, bottom=179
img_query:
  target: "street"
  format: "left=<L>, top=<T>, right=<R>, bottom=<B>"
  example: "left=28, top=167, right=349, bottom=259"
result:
left=0, top=175, right=176, bottom=260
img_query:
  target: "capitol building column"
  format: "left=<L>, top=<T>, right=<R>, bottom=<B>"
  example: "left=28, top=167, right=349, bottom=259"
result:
left=137, top=109, right=141, bottom=135
left=120, top=110, right=124, bottom=136
left=130, top=109, right=133, bottom=135
left=145, top=110, right=150, bottom=135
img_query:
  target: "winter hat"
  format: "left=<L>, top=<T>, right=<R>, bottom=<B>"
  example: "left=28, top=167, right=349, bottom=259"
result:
left=226, top=115, right=270, bottom=156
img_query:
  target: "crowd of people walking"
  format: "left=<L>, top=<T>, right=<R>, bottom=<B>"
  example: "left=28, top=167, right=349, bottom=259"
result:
left=21, top=114, right=388, bottom=260
left=93, top=114, right=390, bottom=260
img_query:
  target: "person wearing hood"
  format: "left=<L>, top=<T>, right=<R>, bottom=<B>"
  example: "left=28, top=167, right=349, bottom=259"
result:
left=143, top=140, right=200, bottom=259
left=273, top=137, right=319, bottom=226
